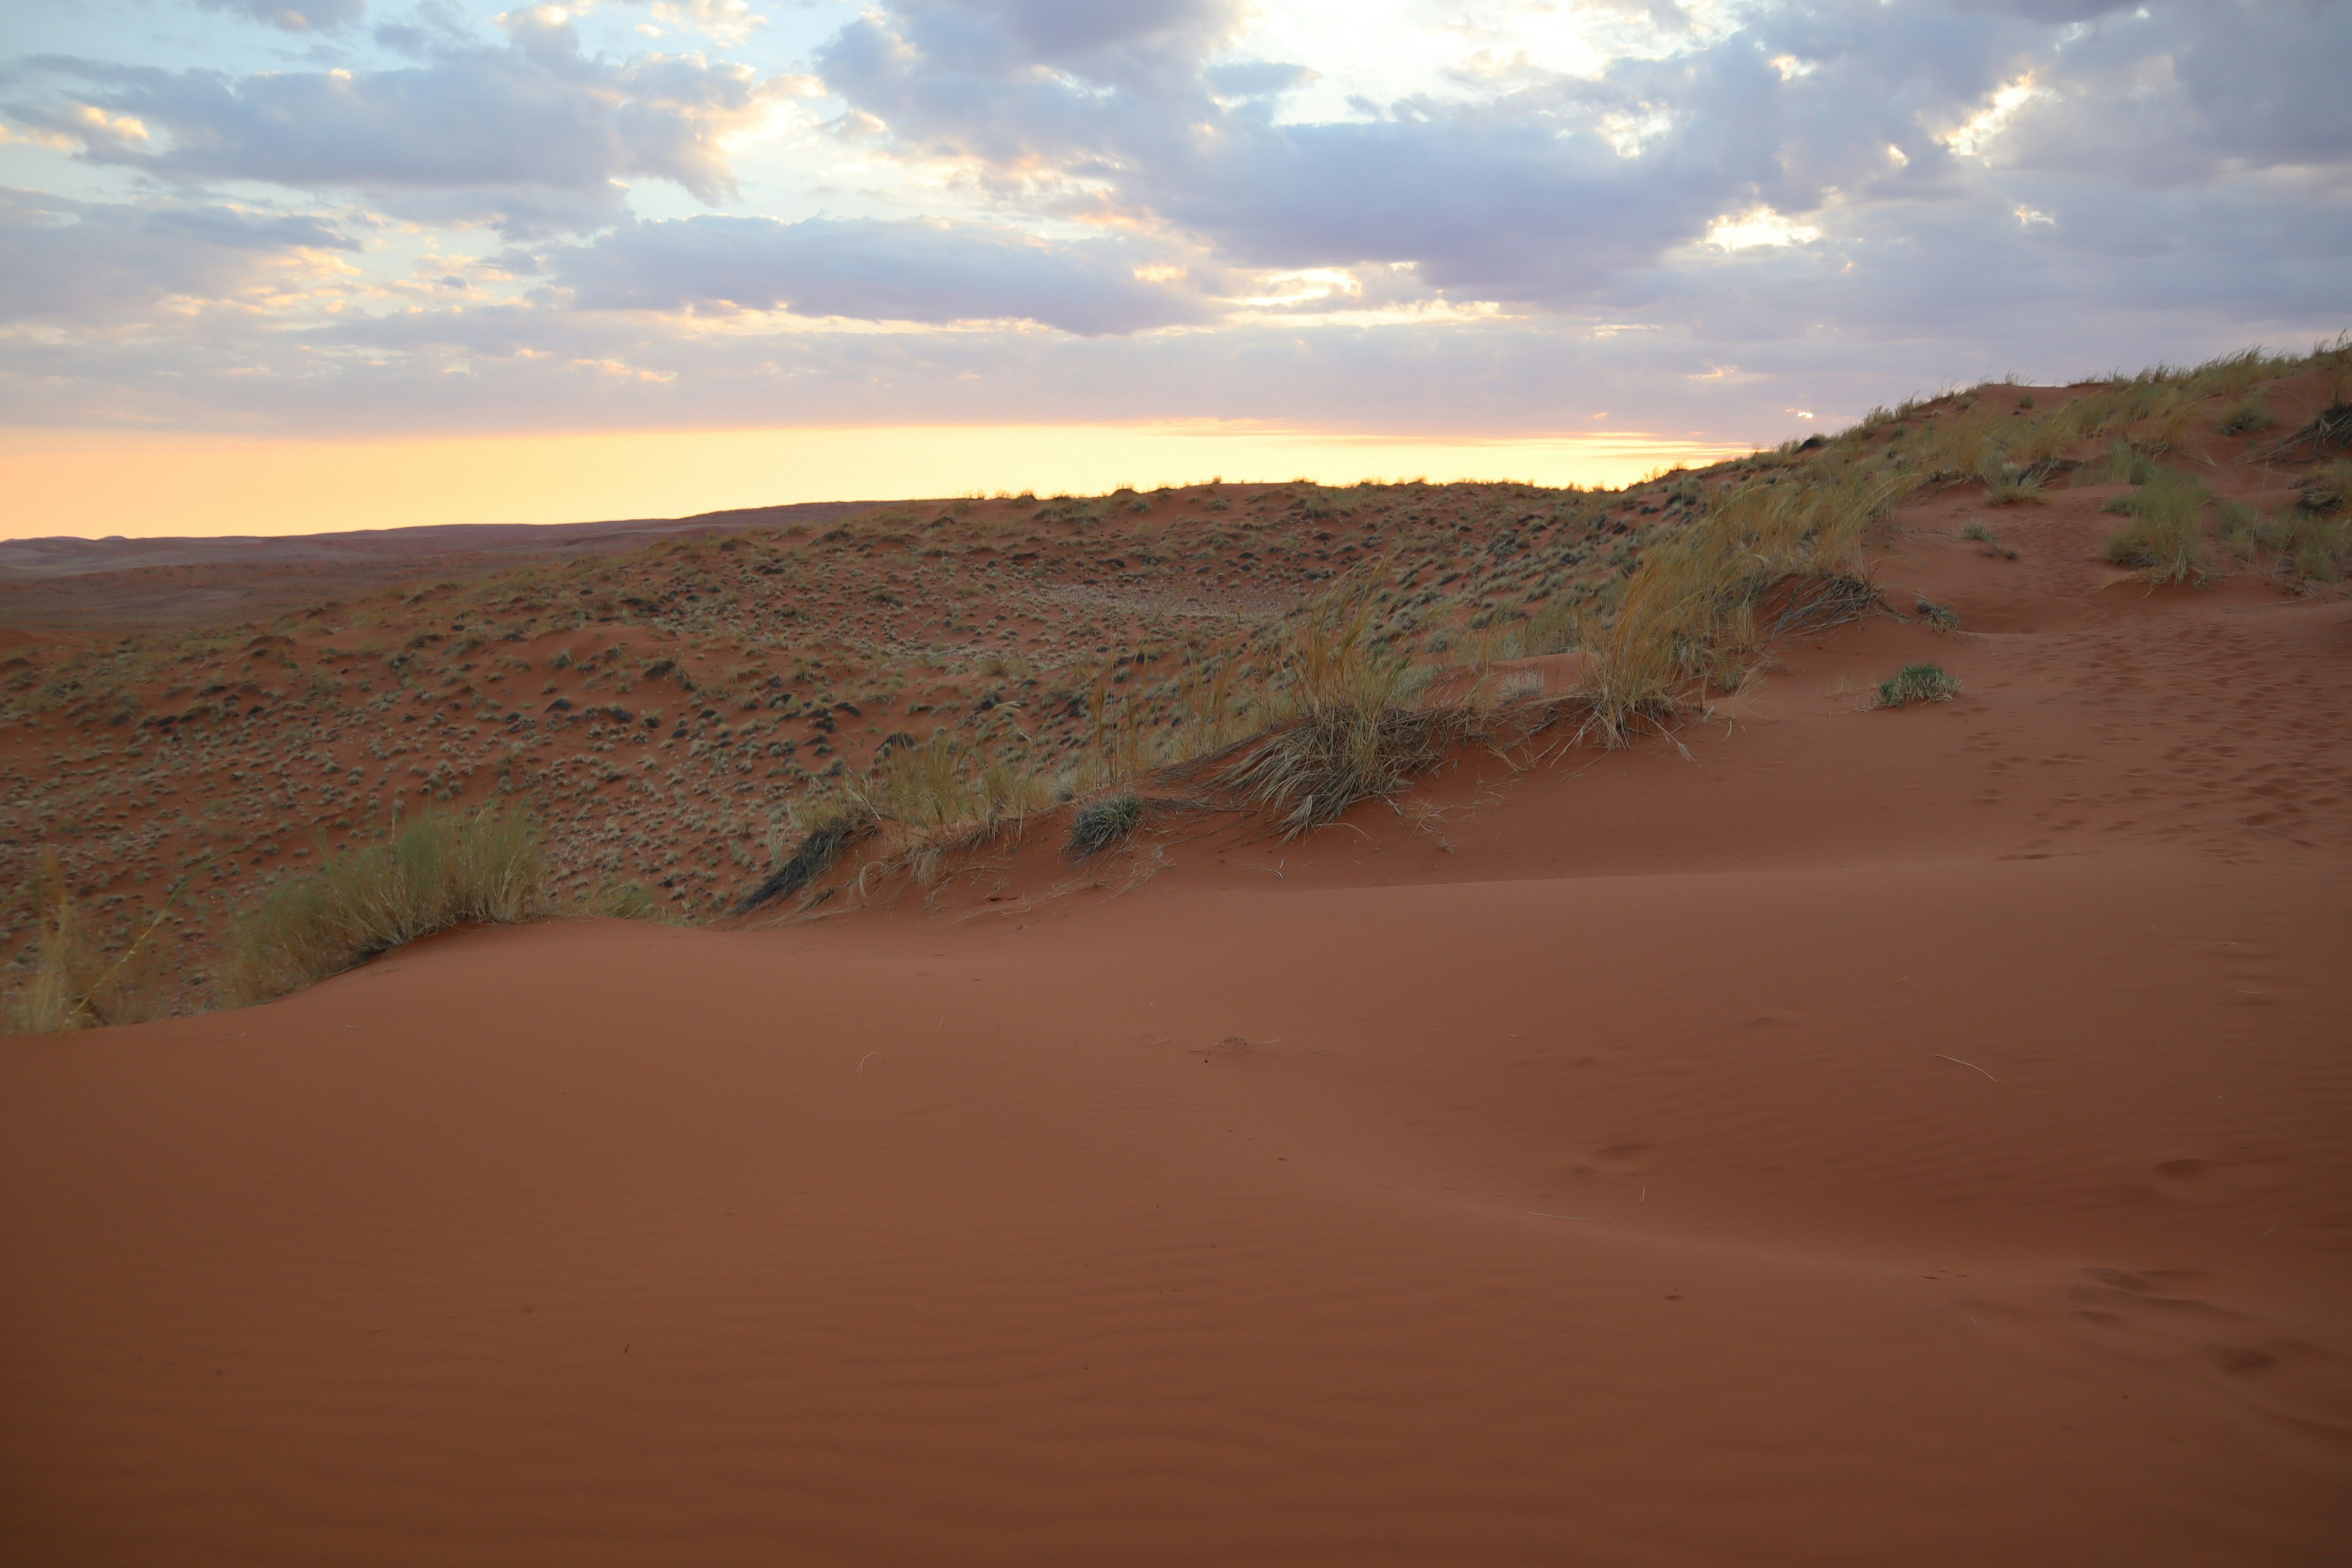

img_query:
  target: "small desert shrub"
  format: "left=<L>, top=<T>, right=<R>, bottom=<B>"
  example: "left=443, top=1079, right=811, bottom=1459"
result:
left=221, top=805, right=545, bottom=1005
left=2099, top=468, right=2209, bottom=585
left=1875, top=663, right=1962, bottom=708
left=1959, top=519, right=1997, bottom=545
left=1914, top=598, right=1960, bottom=631
left=6, top=854, right=179, bottom=1033
left=1067, top=791, right=1142, bottom=859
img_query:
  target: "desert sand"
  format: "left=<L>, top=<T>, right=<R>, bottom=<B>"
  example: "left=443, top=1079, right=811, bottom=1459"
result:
left=2, top=374, right=2348, bottom=1564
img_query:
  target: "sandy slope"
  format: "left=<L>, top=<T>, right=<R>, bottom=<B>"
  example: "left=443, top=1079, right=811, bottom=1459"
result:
left=4, top=446, right=2352, bottom=1562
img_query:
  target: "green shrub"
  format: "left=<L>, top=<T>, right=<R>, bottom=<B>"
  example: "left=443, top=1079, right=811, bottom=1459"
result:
left=1875, top=663, right=1962, bottom=708
left=221, top=805, right=545, bottom=1005
left=1913, top=598, right=1959, bottom=631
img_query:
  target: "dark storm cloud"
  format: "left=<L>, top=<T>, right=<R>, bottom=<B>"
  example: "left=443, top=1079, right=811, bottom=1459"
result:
left=554, top=215, right=1212, bottom=334
left=0, top=187, right=355, bottom=323
left=3, top=10, right=777, bottom=224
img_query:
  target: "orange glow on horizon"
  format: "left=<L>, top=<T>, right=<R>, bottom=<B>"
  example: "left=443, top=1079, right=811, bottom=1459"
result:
left=0, top=424, right=1752, bottom=541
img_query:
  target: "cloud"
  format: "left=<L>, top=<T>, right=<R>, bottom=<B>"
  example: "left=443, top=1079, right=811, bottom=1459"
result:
left=2, top=0, right=2345, bottom=452
left=1987, top=2, right=2352, bottom=184
left=195, top=0, right=368, bottom=32
left=555, top=215, right=1212, bottom=334
left=3, top=12, right=783, bottom=230
left=0, top=187, right=356, bottom=324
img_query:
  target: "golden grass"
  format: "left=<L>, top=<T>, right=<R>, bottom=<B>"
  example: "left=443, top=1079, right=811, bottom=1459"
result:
left=5, top=853, right=181, bottom=1033
left=1210, top=584, right=1485, bottom=839
left=220, top=805, right=545, bottom=1006
left=1580, top=463, right=1894, bottom=742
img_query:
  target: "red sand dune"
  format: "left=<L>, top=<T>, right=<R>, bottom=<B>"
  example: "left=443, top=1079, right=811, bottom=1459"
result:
left=3, top=396, right=2351, bottom=1563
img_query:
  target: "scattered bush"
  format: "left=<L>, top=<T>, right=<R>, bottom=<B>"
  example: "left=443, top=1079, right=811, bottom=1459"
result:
left=1875, top=663, right=1962, bottom=708
left=1914, top=598, right=1960, bottom=631
left=1067, top=791, right=1142, bottom=859
left=1959, top=519, right=1999, bottom=545
left=220, top=805, right=545, bottom=1006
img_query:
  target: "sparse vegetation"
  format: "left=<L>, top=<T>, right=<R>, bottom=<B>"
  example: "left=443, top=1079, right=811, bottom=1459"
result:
left=1915, top=598, right=1960, bottom=631
left=15, top=336, right=2352, bottom=1010
left=1875, top=663, right=1962, bottom=708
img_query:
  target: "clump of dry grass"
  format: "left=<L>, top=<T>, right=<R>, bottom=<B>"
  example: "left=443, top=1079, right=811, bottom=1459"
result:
left=2216, top=394, right=2278, bottom=437
left=220, top=805, right=545, bottom=1006
left=1066, top=790, right=1143, bottom=859
left=1211, top=584, right=1481, bottom=839
left=2081, top=438, right=2158, bottom=487
left=1978, top=454, right=2046, bottom=506
left=6, top=853, right=181, bottom=1033
left=1579, top=464, right=1894, bottom=742
left=2100, top=468, right=2210, bottom=585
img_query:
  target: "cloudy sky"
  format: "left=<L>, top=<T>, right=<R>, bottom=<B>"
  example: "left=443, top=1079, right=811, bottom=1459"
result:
left=2, top=0, right=2346, bottom=531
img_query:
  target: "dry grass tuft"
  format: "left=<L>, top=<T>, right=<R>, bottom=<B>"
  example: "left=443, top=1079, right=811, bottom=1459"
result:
left=220, top=805, right=545, bottom=1006
left=1210, top=585, right=1482, bottom=839
left=1066, top=791, right=1143, bottom=859
left=1578, top=465, right=1893, bottom=742
left=6, top=853, right=181, bottom=1033
left=2099, top=468, right=2210, bottom=586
